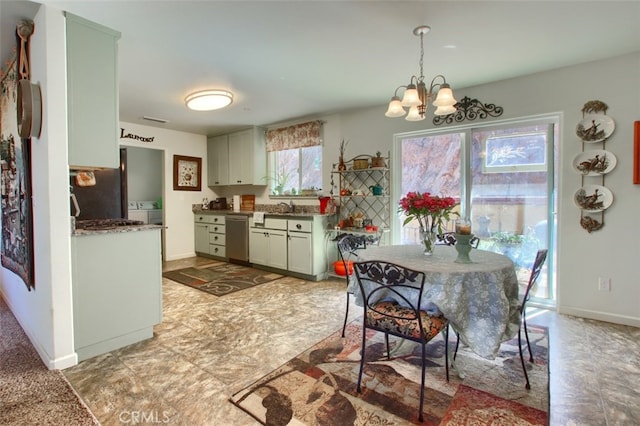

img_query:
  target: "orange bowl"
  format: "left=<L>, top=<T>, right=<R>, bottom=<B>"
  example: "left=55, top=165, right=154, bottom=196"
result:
left=333, top=260, right=354, bottom=276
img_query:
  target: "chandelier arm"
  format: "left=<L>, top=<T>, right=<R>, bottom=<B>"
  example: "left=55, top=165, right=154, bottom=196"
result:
left=428, top=74, right=449, bottom=92
left=392, top=85, right=407, bottom=97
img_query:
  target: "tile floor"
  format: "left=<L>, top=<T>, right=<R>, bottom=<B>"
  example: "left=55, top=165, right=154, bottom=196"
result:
left=63, top=256, right=640, bottom=425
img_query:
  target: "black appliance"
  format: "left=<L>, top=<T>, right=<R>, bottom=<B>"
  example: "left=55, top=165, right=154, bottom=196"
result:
left=70, top=148, right=127, bottom=220
left=209, top=197, right=227, bottom=210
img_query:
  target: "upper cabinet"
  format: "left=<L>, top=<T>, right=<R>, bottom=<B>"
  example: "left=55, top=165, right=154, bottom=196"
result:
left=65, top=13, right=121, bottom=169
left=207, top=127, right=266, bottom=186
left=207, top=134, right=229, bottom=186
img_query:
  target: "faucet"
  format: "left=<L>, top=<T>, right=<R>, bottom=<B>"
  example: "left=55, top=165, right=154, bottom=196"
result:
left=277, top=200, right=295, bottom=213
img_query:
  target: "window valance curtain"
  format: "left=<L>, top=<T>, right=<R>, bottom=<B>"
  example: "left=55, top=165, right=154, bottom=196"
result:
left=265, top=120, right=322, bottom=152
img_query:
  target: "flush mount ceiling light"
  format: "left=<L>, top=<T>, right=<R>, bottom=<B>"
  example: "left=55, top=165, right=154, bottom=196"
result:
left=185, top=90, right=233, bottom=111
left=385, top=25, right=457, bottom=121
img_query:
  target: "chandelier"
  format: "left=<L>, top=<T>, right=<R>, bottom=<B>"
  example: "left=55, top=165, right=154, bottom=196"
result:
left=385, top=25, right=457, bottom=121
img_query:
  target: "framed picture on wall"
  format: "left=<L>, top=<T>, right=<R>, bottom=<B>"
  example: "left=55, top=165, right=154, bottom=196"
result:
left=173, top=155, right=202, bottom=191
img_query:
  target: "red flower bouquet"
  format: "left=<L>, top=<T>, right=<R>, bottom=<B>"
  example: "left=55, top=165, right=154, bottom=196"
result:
left=398, top=191, right=459, bottom=235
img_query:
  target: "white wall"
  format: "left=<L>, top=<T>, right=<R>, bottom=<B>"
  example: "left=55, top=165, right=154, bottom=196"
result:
left=119, top=122, right=214, bottom=261
left=0, top=5, right=77, bottom=369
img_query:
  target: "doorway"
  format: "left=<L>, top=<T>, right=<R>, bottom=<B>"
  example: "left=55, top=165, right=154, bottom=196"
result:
left=125, top=146, right=165, bottom=259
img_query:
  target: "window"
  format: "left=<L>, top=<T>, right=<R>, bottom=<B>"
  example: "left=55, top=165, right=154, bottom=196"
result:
left=394, top=115, right=558, bottom=305
left=266, top=121, right=322, bottom=196
left=269, top=146, right=322, bottom=195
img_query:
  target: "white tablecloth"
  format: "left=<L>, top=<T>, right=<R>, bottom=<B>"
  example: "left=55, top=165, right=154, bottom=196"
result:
left=352, top=244, right=520, bottom=358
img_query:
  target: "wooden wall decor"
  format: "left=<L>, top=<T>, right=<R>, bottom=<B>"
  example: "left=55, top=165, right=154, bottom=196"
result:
left=0, top=21, right=36, bottom=290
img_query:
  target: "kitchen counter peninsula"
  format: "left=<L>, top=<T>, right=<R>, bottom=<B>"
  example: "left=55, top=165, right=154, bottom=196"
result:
left=71, top=217, right=163, bottom=235
left=71, top=221, right=162, bottom=361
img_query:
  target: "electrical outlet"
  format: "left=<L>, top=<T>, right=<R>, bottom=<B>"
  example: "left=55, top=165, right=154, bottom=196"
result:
left=598, top=277, right=611, bottom=292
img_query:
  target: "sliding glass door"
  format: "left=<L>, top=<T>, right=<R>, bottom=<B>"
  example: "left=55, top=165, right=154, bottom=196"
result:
left=393, top=116, right=557, bottom=304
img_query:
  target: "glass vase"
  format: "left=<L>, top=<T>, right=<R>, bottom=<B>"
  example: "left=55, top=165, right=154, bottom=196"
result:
left=419, top=227, right=437, bottom=256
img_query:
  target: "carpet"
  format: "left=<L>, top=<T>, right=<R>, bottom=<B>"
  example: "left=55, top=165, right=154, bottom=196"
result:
left=231, top=321, right=549, bottom=425
left=0, top=298, right=98, bottom=425
left=162, top=262, right=284, bottom=296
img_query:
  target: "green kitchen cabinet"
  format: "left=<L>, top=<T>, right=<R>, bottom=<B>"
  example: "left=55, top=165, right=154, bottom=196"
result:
left=207, top=134, right=229, bottom=186
left=71, top=228, right=162, bottom=361
left=65, top=13, right=121, bottom=169
left=227, top=127, right=266, bottom=185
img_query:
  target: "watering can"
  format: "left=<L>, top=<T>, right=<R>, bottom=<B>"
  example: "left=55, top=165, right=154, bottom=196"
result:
left=369, top=185, right=383, bottom=196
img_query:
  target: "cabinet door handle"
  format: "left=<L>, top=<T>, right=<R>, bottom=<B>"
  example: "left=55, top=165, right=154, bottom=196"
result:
left=296, top=224, right=302, bottom=230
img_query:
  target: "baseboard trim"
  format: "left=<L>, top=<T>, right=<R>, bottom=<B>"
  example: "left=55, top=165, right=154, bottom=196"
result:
left=558, top=305, right=640, bottom=328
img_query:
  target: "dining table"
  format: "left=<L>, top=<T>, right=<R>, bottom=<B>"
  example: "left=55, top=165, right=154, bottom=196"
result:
left=351, top=244, right=520, bottom=359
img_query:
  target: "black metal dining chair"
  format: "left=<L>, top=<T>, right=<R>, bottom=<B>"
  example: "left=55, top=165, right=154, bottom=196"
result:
left=336, top=234, right=368, bottom=337
left=518, top=248, right=548, bottom=389
left=452, top=248, right=548, bottom=390
left=353, top=260, right=449, bottom=422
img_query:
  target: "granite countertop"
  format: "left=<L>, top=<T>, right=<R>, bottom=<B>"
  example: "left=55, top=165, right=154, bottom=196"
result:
left=71, top=218, right=164, bottom=236
left=193, top=207, right=334, bottom=218
left=72, top=224, right=163, bottom=236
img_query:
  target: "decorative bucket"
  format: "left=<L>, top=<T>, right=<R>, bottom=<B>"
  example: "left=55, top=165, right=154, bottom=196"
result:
left=319, top=196, right=331, bottom=214
left=353, top=159, right=369, bottom=170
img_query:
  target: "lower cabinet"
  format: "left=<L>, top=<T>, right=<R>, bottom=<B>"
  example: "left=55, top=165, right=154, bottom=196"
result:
left=248, top=215, right=329, bottom=280
left=287, top=219, right=313, bottom=275
left=195, top=222, right=210, bottom=254
left=194, top=213, right=226, bottom=259
left=196, top=213, right=329, bottom=280
left=249, top=220, right=288, bottom=270
left=209, top=219, right=226, bottom=258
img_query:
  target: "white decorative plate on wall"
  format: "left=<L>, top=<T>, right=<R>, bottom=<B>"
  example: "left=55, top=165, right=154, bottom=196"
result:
left=576, top=114, right=615, bottom=143
left=573, top=185, right=613, bottom=212
left=572, top=150, right=617, bottom=175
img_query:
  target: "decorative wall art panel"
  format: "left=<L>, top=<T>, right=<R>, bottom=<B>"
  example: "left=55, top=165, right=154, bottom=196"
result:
left=1, top=53, right=35, bottom=290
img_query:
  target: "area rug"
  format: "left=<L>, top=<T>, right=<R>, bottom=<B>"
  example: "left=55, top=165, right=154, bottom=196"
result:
left=162, top=262, right=284, bottom=296
left=230, top=321, right=549, bottom=425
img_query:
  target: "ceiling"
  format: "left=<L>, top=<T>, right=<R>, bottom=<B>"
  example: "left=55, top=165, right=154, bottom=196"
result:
left=2, top=1, right=639, bottom=137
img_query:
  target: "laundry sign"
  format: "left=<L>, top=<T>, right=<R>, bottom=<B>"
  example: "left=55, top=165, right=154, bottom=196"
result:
left=120, top=128, right=155, bottom=143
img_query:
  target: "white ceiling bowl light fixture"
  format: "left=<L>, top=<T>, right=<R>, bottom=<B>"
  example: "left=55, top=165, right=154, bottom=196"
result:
left=185, top=89, right=234, bottom=111
left=385, top=25, right=457, bottom=121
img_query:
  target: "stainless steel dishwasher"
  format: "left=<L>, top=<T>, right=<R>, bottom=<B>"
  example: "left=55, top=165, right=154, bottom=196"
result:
left=226, top=215, right=249, bottom=263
